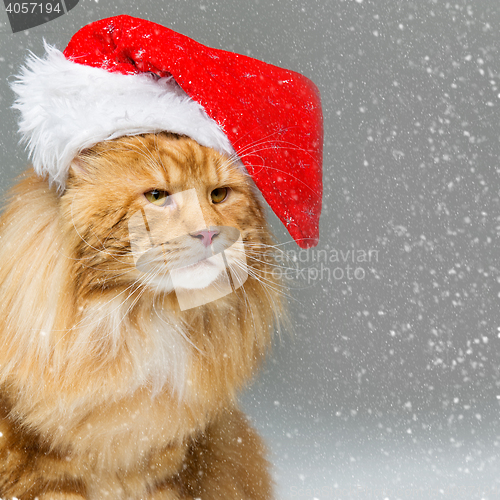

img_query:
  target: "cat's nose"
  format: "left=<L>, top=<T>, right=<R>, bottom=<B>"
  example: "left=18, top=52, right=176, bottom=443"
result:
left=190, top=229, right=220, bottom=247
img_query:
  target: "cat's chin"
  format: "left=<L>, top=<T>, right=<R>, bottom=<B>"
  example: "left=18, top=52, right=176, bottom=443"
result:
left=145, top=258, right=226, bottom=294
left=172, top=259, right=225, bottom=290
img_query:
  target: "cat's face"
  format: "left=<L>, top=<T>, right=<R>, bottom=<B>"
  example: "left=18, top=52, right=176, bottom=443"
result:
left=61, top=133, right=272, bottom=303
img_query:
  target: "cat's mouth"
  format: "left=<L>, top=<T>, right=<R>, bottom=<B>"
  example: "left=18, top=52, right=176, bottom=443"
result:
left=130, top=224, right=241, bottom=273
left=181, top=259, right=216, bottom=271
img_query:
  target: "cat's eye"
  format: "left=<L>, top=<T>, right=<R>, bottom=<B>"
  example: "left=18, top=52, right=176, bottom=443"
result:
left=211, top=187, right=228, bottom=204
left=144, top=189, right=169, bottom=206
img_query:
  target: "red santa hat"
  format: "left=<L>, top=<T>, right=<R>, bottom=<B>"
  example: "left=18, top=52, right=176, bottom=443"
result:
left=11, top=15, right=323, bottom=248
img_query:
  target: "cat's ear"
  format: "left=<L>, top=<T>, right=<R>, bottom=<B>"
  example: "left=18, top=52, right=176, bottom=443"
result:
left=68, top=153, right=91, bottom=181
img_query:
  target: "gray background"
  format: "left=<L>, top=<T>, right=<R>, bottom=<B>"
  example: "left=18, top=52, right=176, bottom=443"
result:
left=1, top=0, right=500, bottom=499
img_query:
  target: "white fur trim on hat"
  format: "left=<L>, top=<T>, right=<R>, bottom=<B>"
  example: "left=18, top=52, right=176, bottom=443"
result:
left=11, top=43, right=235, bottom=191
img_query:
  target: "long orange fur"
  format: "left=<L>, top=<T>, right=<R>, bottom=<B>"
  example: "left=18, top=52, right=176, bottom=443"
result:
left=0, top=133, right=284, bottom=499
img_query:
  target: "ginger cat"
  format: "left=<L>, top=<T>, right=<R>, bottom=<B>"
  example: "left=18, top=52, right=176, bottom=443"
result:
left=0, top=132, right=283, bottom=499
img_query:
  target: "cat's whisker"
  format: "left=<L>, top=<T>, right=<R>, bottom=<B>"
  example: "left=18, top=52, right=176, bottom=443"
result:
left=110, top=267, right=162, bottom=332
left=230, top=127, right=292, bottom=153
left=235, top=248, right=297, bottom=269
left=237, top=160, right=319, bottom=195
left=49, top=260, right=165, bottom=341
left=238, top=246, right=316, bottom=291
left=152, top=299, right=201, bottom=354
left=241, top=254, right=299, bottom=276
left=60, top=262, right=166, bottom=350
left=233, top=130, right=317, bottom=160
left=244, top=238, right=296, bottom=251
left=229, top=261, right=286, bottom=337
left=237, top=264, right=292, bottom=302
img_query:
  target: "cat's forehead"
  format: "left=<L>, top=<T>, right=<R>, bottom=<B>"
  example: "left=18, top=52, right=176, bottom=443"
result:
left=150, top=134, right=241, bottom=187
left=86, top=133, right=244, bottom=192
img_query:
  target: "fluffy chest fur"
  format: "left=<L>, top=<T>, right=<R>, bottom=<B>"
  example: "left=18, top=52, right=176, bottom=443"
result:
left=0, top=134, right=282, bottom=499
